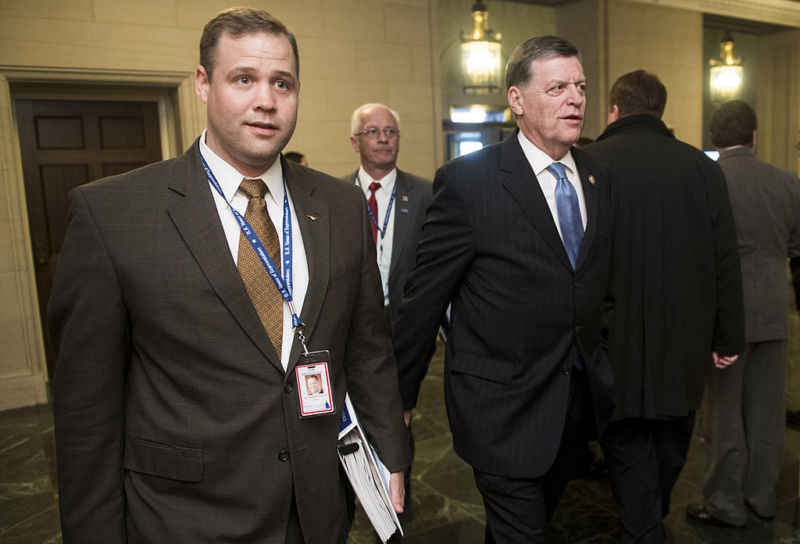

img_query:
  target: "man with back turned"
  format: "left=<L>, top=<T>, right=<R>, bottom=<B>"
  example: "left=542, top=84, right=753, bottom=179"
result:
left=583, top=70, right=744, bottom=542
left=687, top=100, right=800, bottom=528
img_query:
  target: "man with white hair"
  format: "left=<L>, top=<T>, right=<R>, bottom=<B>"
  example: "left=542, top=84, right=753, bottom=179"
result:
left=343, top=104, right=433, bottom=536
left=344, top=103, right=432, bottom=334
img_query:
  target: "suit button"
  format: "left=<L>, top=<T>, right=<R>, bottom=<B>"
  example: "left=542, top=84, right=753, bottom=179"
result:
left=278, top=450, right=290, bottom=462
left=284, top=382, right=294, bottom=393
left=561, top=366, right=570, bottom=375
left=574, top=325, right=584, bottom=335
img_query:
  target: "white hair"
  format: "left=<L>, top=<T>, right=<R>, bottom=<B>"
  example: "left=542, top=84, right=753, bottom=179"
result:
left=350, top=103, right=401, bottom=135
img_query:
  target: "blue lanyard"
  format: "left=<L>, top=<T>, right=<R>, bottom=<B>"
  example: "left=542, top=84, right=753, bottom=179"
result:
left=199, top=146, right=305, bottom=337
left=356, top=174, right=396, bottom=242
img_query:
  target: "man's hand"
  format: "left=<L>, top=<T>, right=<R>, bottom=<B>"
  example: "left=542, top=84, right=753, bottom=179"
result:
left=712, top=351, right=739, bottom=369
left=403, top=410, right=412, bottom=427
left=389, top=471, right=405, bottom=514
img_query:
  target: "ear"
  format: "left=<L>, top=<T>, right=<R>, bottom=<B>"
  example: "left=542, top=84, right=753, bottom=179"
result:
left=607, top=105, right=620, bottom=125
left=508, top=86, right=524, bottom=116
left=350, top=135, right=360, bottom=153
left=751, top=129, right=757, bottom=152
left=195, top=65, right=210, bottom=104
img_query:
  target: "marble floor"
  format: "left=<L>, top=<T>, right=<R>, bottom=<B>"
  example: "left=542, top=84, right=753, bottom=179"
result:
left=348, top=343, right=800, bottom=544
left=3, top=332, right=800, bottom=543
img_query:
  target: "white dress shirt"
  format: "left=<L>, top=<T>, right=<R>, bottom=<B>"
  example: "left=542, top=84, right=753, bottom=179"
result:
left=517, top=131, right=588, bottom=237
left=356, top=166, right=396, bottom=306
left=200, top=131, right=308, bottom=370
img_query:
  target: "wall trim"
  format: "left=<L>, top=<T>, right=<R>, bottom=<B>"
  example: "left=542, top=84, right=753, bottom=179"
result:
left=0, top=67, right=200, bottom=411
left=627, top=0, right=800, bottom=28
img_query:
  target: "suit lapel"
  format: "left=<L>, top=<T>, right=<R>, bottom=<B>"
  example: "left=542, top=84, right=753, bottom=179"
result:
left=500, top=135, right=573, bottom=272
left=389, top=171, right=412, bottom=279
left=283, top=160, right=330, bottom=371
left=166, top=141, right=282, bottom=370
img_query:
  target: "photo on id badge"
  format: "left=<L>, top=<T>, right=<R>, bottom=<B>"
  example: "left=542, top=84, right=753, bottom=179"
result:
left=296, top=358, right=334, bottom=416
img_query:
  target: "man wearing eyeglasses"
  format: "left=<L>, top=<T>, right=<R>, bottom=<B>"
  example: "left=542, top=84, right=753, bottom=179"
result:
left=343, top=104, right=433, bottom=536
left=344, top=104, right=432, bottom=335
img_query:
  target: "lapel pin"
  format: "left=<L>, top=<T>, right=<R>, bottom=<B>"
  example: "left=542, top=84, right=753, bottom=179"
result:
left=402, top=195, right=409, bottom=202
left=306, top=214, right=319, bottom=221
left=588, top=174, right=596, bottom=185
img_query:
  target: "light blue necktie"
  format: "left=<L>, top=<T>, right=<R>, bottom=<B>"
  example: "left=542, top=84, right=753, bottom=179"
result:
left=546, top=162, right=584, bottom=269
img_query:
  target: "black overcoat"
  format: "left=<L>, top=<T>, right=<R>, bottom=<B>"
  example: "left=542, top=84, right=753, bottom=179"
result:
left=585, top=115, right=745, bottom=419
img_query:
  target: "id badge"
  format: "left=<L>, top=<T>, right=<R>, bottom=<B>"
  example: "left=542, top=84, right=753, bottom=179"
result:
left=295, top=350, right=335, bottom=417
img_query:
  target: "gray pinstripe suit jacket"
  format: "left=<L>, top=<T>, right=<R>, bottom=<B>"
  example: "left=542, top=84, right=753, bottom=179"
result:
left=719, top=146, right=800, bottom=342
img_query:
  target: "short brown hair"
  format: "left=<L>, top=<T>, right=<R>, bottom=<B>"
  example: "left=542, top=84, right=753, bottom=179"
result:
left=505, top=36, right=581, bottom=91
left=200, top=7, right=299, bottom=80
left=608, top=70, right=667, bottom=119
left=710, top=100, right=756, bottom=148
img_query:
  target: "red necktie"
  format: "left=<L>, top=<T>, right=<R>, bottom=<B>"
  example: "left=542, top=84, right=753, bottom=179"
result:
left=367, top=181, right=381, bottom=245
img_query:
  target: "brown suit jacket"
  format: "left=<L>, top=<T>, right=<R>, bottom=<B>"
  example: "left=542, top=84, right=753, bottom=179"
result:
left=48, top=140, right=410, bottom=543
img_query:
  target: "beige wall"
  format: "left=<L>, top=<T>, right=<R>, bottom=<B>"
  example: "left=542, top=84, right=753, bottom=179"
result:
left=556, top=0, right=607, bottom=142
left=559, top=0, right=703, bottom=146
left=0, top=0, right=439, bottom=410
left=273, top=0, right=440, bottom=177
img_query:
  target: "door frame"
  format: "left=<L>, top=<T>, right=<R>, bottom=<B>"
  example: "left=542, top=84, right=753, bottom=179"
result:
left=0, top=66, right=200, bottom=409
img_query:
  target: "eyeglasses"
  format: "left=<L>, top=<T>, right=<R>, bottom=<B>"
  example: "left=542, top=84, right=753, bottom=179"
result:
left=353, top=127, right=400, bottom=139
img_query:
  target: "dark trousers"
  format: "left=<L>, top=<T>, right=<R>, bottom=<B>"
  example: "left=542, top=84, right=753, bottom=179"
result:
left=601, top=414, right=695, bottom=544
left=385, top=304, right=424, bottom=542
left=473, top=368, right=596, bottom=543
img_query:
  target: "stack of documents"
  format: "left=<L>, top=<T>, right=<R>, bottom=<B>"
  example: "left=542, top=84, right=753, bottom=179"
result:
left=338, top=395, right=402, bottom=543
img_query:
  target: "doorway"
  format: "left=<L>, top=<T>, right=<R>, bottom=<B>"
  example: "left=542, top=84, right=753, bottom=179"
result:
left=14, top=98, right=164, bottom=378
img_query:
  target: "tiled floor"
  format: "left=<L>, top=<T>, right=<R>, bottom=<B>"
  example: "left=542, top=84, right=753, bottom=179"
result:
left=3, top=314, right=800, bottom=543
left=0, top=403, right=60, bottom=544
left=348, top=340, right=800, bottom=544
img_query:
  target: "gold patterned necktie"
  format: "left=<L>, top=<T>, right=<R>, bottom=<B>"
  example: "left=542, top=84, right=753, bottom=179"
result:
left=237, top=178, right=283, bottom=357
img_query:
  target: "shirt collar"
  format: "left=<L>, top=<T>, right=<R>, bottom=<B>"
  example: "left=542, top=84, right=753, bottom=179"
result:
left=200, top=129, right=284, bottom=206
left=357, top=166, right=397, bottom=194
left=717, top=145, right=748, bottom=153
left=517, top=131, right=577, bottom=179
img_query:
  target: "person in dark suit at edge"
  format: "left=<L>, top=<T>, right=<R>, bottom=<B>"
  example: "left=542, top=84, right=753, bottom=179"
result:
left=391, top=36, right=615, bottom=542
left=788, top=257, right=800, bottom=428
left=342, top=103, right=434, bottom=539
left=47, top=7, right=410, bottom=543
left=284, top=150, right=308, bottom=166
left=583, top=70, right=745, bottom=543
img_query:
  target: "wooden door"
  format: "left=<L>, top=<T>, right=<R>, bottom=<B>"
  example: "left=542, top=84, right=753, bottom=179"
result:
left=14, top=99, right=163, bottom=378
